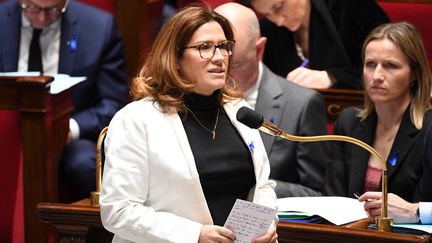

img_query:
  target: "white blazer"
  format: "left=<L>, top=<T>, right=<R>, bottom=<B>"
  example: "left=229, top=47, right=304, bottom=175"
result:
left=100, top=98, right=277, bottom=243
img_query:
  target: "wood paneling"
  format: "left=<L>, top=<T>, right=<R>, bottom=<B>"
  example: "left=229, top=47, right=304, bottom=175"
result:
left=315, top=88, right=364, bottom=123
left=114, top=0, right=164, bottom=78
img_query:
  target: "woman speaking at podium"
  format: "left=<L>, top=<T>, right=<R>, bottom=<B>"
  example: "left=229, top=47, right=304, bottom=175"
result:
left=99, top=5, right=277, bottom=243
left=324, top=22, right=432, bottom=204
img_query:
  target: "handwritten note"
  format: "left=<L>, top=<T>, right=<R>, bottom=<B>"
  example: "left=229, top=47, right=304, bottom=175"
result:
left=224, top=199, right=276, bottom=243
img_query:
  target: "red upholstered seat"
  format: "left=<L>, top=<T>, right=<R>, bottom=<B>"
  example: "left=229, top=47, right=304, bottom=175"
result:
left=0, top=111, right=24, bottom=243
left=79, top=0, right=116, bottom=14
left=327, top=123, right=334, bottom=134
left=177, top=0, right=233, bottom=8
left=378, top=1, right=432, bottom=68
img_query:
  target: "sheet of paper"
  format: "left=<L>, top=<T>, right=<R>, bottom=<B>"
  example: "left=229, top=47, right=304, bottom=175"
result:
left=48, top=74, right=86, bottom=94
left=0, top=71, right=41, bottom=76
left=0, top=72, right=86, bottom=94
left=277, top=196, right=368, bottom=225
left=393, top=223, right=432, bottom=234
left=224, top=199, right=276, bottom=243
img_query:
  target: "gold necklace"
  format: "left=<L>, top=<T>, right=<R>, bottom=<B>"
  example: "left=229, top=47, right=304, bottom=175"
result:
left=186, top=107, right=220, bottom=140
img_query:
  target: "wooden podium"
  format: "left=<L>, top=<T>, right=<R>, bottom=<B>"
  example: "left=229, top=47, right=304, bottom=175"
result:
left=0, top=76, right=72, bottom=243
left=315, top=88, right=364, bottom=123
left=38, top=199, right=113, bottom=243
left=277, top=221, right=429, bottom=242
left=38, top=199, right=430, bottom=243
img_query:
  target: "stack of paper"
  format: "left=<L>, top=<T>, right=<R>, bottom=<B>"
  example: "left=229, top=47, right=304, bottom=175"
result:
left=277, top=196, right=368, bottom=225
left=278, top=211, right=324, bottom=223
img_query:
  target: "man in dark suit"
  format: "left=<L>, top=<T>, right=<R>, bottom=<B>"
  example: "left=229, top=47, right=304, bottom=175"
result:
left=0, top=0, right=128, bottom=201
left=216, top=3, right=328, bottom=197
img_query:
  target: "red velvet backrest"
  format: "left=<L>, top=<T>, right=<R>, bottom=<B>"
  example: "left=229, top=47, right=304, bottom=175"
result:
left=79, top=0, right=116, bottom=15
left=177, top=0, right=233, bottom=8
left=378, top=1, right=432, bottom=68
left=0, top=111, right=24, bottom=243
left=327, top=123, right=334, bottom=134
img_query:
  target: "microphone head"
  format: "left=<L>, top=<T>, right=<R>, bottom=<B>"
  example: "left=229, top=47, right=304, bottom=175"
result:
left=236, top=106, right=264, bottom=129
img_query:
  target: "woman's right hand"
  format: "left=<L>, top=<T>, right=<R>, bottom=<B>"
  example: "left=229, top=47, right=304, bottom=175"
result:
left=198, top=225, right=236, bottom=243
left=359, top=191, right=419, bottom=223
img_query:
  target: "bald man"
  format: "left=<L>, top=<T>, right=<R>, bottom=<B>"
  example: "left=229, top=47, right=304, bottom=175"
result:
left=216, top=3, right=328, bottom=197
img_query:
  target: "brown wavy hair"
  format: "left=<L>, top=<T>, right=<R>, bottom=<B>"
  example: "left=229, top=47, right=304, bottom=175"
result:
left=359, top=22, right=432, bottom=129
left=130, top=5, right=242, bottom=113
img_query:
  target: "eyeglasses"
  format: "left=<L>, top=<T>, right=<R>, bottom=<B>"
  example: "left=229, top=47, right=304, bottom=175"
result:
left=21, top=0, right=69, bottom=17
left=184, top=40, right=235, bottom=60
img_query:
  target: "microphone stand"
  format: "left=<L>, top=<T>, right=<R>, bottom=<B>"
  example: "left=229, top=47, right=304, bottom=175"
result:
left=90, top=126, right=108, bottom=207
left=261, top=119, right=393, bottom=232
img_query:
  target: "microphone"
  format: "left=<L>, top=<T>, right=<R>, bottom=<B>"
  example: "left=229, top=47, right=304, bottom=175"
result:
left=236, top=106, right=283, bottom=136
left=236, top=106, right=393, bottom=232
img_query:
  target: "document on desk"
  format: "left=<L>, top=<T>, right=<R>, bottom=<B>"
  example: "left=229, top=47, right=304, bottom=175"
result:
left=0, top=71, right=41, bottom=76
left=393, top=224, right=432, bottom=234
left=48, top=74, right=86, bottom=94
left=0, top=72, right=86, bottom=94
left=224, top=199, right=277, bottom=243
left=277, top=196, right=368, bottom=226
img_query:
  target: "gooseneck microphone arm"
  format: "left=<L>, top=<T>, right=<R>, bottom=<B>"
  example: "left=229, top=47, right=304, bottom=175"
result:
left=236, top=107, right=393, bottom=232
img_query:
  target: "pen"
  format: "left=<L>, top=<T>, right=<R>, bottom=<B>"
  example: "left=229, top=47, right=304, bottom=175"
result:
left=354, top=192, right=373, bottom=202
left=300, top=58, right=309, bottom=68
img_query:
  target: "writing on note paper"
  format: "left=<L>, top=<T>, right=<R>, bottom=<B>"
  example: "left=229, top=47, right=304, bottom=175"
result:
left=224, top=199, right=277, bottom=243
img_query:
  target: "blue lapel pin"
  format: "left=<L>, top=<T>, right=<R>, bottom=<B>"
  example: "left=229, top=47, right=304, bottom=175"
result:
left=248, top=141, right=255, bottom=152
left=68, top=36, right=78, bottom=52
left=388, top=150, right=400, bottom=167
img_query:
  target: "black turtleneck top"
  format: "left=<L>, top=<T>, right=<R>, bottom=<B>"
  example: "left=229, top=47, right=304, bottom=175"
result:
left=181, top=92, right=256, bottom=226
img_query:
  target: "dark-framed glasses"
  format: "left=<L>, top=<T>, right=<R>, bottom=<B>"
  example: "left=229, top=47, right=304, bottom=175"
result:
left=184, top=40, right=235, bottom=60
left=21, top=0, right=69, bottom=17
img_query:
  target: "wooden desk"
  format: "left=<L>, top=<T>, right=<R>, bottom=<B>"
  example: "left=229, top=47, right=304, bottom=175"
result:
left=38, top=199, right=430, bottom=243
left=1, top=76, right=72, bottom=243
left=315, top=88, right=364, bottom=123
left=277, top=221, right=429, bottom=242
left=38, top=199, right=113, bottom=243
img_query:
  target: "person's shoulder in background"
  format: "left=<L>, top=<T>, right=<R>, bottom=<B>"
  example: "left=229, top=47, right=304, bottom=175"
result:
left=325, top=0, right=389, bottom=29
left=66, top=0, right=118, bottom=24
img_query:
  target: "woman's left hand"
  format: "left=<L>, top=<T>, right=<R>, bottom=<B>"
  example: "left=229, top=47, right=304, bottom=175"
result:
left=252, top=229, right=277, bottom=243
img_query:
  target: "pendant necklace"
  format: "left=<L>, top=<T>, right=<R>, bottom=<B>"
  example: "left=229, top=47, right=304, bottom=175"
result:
left=186, top=107, right=220, bottom=140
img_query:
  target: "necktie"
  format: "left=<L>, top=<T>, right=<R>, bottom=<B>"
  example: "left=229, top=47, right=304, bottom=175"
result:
left=28, top=28, right=43, bottom=72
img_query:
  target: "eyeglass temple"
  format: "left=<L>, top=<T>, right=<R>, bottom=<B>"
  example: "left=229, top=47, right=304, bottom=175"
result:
left=62, top=0, right=70, bottom=12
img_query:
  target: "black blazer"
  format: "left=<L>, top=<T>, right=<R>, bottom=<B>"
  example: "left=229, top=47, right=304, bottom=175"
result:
left=420, top=123, right=432, bottom=201
left=324, top=106, right=432, bottom=202
left=260, top=0, right=389, bottom=89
